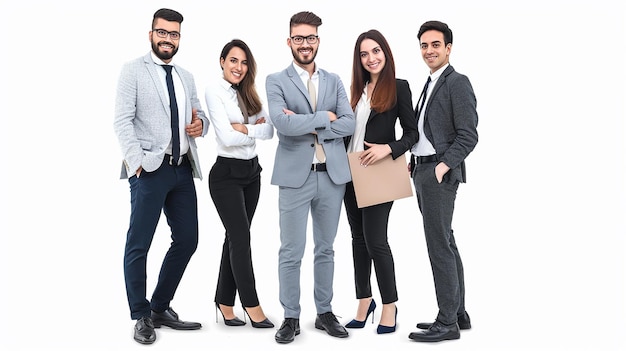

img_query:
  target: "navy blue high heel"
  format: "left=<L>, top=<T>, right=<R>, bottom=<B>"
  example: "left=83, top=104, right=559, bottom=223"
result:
left=345, top=299, right=376, bottom=328
left=376, top=306, right=397, bottom=334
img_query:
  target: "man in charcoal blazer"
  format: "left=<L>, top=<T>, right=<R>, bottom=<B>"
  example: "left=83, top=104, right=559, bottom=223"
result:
left=408, top=20, right=479, bottom=343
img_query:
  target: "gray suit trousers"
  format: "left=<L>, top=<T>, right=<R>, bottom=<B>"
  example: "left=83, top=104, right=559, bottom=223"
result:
left=412, top=162, right=466, bottom=325
left=278, top=170, right=345, bottom=318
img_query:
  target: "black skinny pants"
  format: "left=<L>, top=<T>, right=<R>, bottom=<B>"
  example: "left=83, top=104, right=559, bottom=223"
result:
left=209, top=156, right=262, bottom=307
left=343, top=181, right=398, bottom=304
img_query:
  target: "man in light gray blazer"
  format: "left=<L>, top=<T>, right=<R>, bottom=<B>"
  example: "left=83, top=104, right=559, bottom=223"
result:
left=407, top=21, right=478, bottom=343
left=113, top=8, right=209, bottom=345
left=266, top=11, right=355, bottom=344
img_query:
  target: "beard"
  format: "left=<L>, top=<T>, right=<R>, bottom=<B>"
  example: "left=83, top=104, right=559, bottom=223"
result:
left=151, top=41, right=178, bottom=61
left=291, top=46, right=317, bottom=66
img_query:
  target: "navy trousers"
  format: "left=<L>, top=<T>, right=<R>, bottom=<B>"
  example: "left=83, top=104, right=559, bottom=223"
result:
left=124, top=156, right=199, bottom=320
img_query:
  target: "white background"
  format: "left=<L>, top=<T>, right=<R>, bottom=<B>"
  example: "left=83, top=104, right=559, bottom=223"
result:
left=1, top=0, right=625, bottom=350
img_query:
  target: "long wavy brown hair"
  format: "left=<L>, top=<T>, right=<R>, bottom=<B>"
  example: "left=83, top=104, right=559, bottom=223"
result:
left=350, top=29, right=397, bottom=113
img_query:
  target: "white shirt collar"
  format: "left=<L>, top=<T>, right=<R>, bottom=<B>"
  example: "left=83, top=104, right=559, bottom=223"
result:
left=151, top=51, right=174, bottom=66
left=292, top=62, right=318, bottom=79
left=429, top=63, right=449, bottom=82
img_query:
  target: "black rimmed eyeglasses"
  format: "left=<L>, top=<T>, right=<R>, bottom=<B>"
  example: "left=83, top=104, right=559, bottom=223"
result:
left=290, top=35, right=319, bottom=45
left=152, top=28, right=180, bottom=40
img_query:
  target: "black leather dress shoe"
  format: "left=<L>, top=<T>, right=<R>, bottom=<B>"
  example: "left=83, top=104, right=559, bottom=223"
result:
left=416, top=311, right=471, bottom=330
left=151, top=307, right=202, bottom=330
left=409, top=320, right=460, bottom=342
left=275, top=318, right=300, bottom=344
left=134, top=316, right=156, bottom=344
left=315, top=312, right=349, bottom=338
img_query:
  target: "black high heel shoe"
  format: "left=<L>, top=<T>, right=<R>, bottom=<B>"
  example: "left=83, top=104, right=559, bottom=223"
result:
left=244, top=307, right=275, bottom=328
left=215, top=303, right=246, bottom=326
left=376, top=305, right=397, bottom=334
left=345, top=299, right=376, bottom=328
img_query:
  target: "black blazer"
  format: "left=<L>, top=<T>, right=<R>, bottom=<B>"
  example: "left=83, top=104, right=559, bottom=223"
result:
left=345, top=79, right=418, bottom=159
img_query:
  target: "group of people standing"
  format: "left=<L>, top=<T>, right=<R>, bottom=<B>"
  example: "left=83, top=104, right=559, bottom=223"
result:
left=113, top=7, right=479, bottom=346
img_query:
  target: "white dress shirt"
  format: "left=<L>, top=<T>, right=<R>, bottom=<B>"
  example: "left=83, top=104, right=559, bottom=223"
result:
left=411, top=63, right=449, bottom=157
left=292, top=62, right=323, bottom=163
left=204, top=78, right=273, bottom=160
left=151, top=52, right=190, bottom=156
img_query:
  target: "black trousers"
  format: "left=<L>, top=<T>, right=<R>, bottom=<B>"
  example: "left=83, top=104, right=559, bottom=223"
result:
left=343, top=181, right=398, bottom=304
left=209, top=156, right=262, bottom=307
left=412, top=162, right=465, bottom=325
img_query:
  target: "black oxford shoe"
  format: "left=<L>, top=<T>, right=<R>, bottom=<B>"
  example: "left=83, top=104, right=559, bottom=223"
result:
left=416, top=311, right=471, bottom=330
left=134, top=316, right=156, bottom=344
left=151, top=307, right=202, bottom=330
left=275, top=318, right=300, bottom=344
left=315, top=312, right=349, bottom=338
left=409, top=320, right=460, bottom=342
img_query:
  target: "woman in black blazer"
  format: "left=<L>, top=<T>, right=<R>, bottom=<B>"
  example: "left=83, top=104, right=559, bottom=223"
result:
left=343, top=29, right=418, bottom=334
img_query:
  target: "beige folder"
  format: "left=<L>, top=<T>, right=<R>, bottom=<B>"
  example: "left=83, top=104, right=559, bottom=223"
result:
left=348, top=151, right=414, bottom=208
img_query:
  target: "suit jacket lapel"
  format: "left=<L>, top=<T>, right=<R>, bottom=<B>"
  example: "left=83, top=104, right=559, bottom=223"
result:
left=316, top=70, right=327, bottom=110
left=143, top=53, right=170, bottom=116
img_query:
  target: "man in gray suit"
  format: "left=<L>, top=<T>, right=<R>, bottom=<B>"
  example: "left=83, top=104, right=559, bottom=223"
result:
left=407, top=20, right=478, bottom=343
left=265, top=11, right=355, bottom=344
left=113, top=8, right=209, bottom=345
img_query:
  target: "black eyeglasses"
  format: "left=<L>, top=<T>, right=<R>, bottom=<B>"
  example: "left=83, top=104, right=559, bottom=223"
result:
left=152, top=28, right=180, bottom=40
left=290, top=35, right=318, bottom=45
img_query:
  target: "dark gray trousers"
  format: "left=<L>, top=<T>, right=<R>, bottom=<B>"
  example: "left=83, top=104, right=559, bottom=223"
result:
left=412, top=162, right=466, bottom=325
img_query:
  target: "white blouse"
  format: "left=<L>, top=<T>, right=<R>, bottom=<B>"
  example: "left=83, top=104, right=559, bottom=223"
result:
left=347, top=85, right=370, bottom=153
left=204, top=78, right=274, bottom=160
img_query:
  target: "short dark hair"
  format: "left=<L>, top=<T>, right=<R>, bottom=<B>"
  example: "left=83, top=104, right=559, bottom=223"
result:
left=152, top=8, right=184, bottom=28
left=418, top=20, right=452, bottom=45
left=289, top=11, right=322, bottom=32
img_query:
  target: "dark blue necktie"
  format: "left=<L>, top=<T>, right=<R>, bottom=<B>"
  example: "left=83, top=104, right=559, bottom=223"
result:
left=417, top=76, right=431, bottom=117
left=162, top=65, right=180, bottom=164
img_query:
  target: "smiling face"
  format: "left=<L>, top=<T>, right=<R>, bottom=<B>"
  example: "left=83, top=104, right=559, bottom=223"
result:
left=359, top=38, right=386, bottom=80
left=419, top=29, right=450, bottom=73
left=288, top=24, right=319, bottom=68
left=221, top=46, right=248, bottom=85
left=150, top=18, right=180, bottom=62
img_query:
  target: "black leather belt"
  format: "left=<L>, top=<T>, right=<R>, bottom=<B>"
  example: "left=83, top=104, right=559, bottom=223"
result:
left=311, top=163, right=327, bottom=172
left=413, top=154, right=438, bottom=164
left=164, top=153, right=189, bottom=166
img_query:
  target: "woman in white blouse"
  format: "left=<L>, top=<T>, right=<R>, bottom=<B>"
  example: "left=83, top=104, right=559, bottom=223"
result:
left=204, top=39, right=274, bottom=329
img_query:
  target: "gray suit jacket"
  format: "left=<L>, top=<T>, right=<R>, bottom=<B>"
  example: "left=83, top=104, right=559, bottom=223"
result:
left=266, top=64, right=355, bottom=188
left=114, top=52, right=209, bottom=179
left=420, top=65, right=478, bottom=183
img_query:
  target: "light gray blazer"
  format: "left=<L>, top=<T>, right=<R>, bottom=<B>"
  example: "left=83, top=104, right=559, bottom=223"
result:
left=114, top=52, right=209, bottom=179
left=266, top=64, right=355, bottom=188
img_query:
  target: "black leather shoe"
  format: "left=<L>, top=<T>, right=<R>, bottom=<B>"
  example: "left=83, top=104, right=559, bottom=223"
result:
left=134, top=316, right=156, bottom=344
left=151, top=307, right=202, bottom=330
left=315, top=312, right=349, bottom=338
left=416, top=311, right=471, bottom=330
left=409, top=320, right=460, bottom=342
left=275, top=318, right=300, bottom=344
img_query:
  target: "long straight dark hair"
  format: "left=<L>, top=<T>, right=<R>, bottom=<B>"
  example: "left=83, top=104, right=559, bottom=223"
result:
left=220, top=39, right=262, bottom=116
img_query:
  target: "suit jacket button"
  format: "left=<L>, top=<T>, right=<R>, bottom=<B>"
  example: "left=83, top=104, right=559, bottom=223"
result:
left=310, top=143, right=315, bottom=147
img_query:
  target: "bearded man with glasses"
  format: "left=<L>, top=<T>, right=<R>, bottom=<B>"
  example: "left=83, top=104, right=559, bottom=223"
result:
left=113, top=8, right=209, bottom=345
